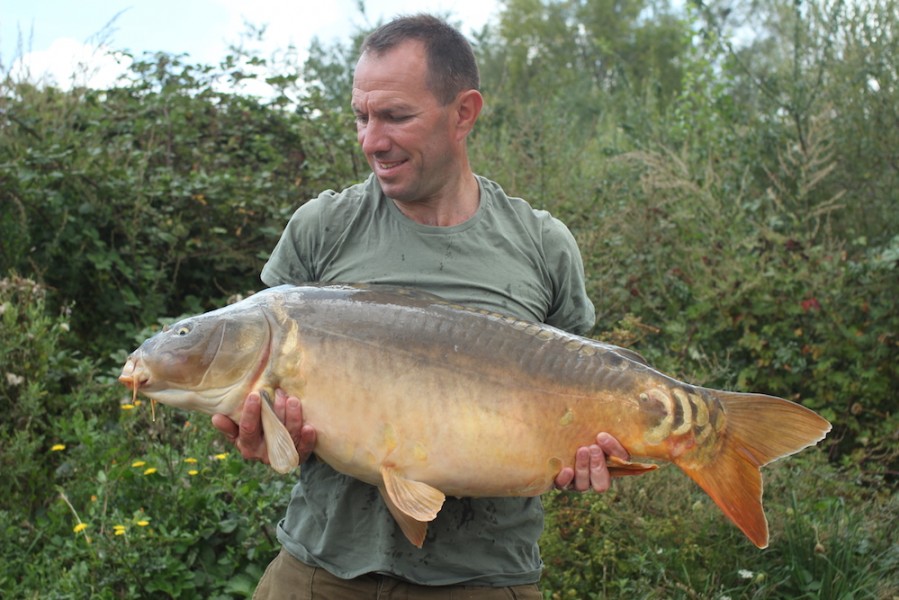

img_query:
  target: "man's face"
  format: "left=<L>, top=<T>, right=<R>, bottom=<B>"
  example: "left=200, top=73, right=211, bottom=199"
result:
left=351, top=40, right=461, bottom=204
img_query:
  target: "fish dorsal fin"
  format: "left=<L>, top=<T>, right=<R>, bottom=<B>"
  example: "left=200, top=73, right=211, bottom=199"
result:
left=379, top=465, right=445, bottom=547
left=258, top=390, right=300, bottom=474
left=591, top=341, right=650, bottom=366
left=613, top=346, right=650, bottom=366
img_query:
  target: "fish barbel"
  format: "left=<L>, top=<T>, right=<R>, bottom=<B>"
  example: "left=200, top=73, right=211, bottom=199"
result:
left=119, top=284, right=831, bottom=548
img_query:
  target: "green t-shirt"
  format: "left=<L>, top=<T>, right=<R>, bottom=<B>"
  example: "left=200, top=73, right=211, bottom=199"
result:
left=261, top=174, right=595, bottom=586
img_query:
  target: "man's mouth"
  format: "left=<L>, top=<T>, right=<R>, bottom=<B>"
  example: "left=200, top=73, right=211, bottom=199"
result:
left=376, top=158, right=406, bottom=172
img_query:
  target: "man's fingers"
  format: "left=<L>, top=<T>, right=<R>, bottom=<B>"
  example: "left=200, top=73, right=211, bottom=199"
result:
left=285, top=397, right=304, bottom=438
left=297, top=425, right=317, bottom=463
left=554, top=467, right=575, bottom=490
left=596, top=432, right=629, bottom=460
left=573, top=447, right=591, bottom=492
left=286, top=396, right=307, bottom=449
left=240, top=393, right=262, bottom=437
left=284, top=396, right=316, bottom=463
left=211, top=413, right=238, bottom=442
left=236, top=393, right=265, bottom=460
left=273, top=388, right=288, bottom=423
left=589, top=445, right=611, bottom=493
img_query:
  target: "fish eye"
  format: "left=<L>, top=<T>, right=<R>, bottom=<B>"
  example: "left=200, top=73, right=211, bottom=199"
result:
left=176, top=326, right=190, bottom=336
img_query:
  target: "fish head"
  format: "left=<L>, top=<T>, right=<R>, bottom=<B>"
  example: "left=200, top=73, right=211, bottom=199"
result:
left=119, top=306, right=273, bottom=416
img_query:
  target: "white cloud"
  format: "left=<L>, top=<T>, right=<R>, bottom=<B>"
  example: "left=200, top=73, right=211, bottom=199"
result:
left=5, top=1, right=498, bottom=91
left=10, top=37, right=130, bottom=89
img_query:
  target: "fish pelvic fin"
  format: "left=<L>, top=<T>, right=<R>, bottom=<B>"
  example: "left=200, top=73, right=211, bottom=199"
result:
left=379, top=465, right=446, bottom=548
left=679, top=391, right=831, bottom=549
left=607, top=455, right=659, bottom=477
left=258, top=390, right=300, bottom=474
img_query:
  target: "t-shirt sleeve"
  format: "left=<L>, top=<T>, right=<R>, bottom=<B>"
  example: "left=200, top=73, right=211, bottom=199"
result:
left=541, top=217, right=596, bottom=336
left=260, top=198, right=323, bottom=287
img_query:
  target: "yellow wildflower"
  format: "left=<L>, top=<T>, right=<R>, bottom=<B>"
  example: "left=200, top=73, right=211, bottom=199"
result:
left=120, top=404, right=135, bottom=410
left=183, top=457, right=198, bottom=464
left=214, top=453, right=228, bottom=461
left=143, top=467, right=157, bottom=476
left=73, top=523, right=88, bottom=534
left=131, top=460, right=146, bottom=468
left=50, top=444, right=66, bottom=452
left=188, top=469, right=199, bottom=476
left=136, top=520, right=150, bottom=527
left=113, top=525, right=127, bottom=536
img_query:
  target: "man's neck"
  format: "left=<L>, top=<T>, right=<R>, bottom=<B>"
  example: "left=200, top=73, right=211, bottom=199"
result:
left=392, top=173, right=480, bottom=227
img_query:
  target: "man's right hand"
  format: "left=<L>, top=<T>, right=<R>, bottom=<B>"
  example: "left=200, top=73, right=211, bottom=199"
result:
left=211, top=388, right=316, bottom=466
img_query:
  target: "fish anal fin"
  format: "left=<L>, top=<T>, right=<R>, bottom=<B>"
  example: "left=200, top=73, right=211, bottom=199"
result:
left=258, top=389, right=300, bottom=474
left=607, top=455, right=659, bottom=477
left=678, top=391, right=831, bottom=549
left=378, top=485, right=430, bottom=548
left=379, top=465, right=445, bottom=547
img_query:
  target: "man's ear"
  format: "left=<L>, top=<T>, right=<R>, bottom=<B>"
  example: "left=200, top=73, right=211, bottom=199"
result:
left=454, top=89, right=484, bottom=140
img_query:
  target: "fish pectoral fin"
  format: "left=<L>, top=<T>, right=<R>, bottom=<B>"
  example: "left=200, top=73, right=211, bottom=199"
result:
left=379, top=465, right=445, bottom=548
left=607, top=455, right=659, bottom=477
left=258, top=390, right=300, bottom=474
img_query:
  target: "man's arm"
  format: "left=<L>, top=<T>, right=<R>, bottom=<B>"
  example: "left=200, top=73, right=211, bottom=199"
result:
left=538, top=218, right=628, bottom=493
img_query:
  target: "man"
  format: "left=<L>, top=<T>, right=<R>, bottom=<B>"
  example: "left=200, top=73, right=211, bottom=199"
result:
left=212, top=14, right=628, bottom=599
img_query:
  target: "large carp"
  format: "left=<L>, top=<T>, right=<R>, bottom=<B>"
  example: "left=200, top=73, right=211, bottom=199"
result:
left=119, top=284, right=830, bottom=549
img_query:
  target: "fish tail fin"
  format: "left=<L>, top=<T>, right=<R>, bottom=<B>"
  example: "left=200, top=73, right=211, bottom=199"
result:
left=677, top=391, right=831, bottom=548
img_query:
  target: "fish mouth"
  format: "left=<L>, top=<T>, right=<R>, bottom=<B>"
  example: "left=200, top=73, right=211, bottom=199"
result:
left=119, top=355, right=158, bottom=419
left=119, top=356, right=150, bottom=392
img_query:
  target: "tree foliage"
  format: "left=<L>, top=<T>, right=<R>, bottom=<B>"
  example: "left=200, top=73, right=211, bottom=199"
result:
left=1, top=50, right=364, bottom=362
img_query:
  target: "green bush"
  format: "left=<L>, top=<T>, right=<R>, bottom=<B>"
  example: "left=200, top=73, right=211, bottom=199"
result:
left=0, top=52, right=360, bottom=362
left=0, top=278, right=288, bottom=598
left=0, top=275, right=97, bottom=516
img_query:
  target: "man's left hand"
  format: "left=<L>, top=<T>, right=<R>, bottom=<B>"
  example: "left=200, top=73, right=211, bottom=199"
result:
left=554, top=432, right=628, bottom=493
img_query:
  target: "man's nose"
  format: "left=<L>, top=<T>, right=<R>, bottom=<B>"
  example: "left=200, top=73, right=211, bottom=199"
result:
left=359, top=119, right=390, bottom=154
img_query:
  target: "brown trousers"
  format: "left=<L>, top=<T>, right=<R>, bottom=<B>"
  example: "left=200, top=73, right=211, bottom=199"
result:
left=252, top=548, right=543, bottom=600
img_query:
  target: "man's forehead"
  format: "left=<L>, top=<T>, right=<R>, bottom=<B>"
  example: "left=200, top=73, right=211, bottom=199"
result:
left=350, top=88, right=418, bottom=112
left=352, top=73, right=436, bottom=112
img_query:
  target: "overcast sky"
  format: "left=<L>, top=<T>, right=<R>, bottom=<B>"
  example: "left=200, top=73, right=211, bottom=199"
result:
left=1, top=0, right=499, bottom=88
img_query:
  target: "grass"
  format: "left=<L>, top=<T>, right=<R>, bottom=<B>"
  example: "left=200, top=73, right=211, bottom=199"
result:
left=539, top=452, right=898, bottom=599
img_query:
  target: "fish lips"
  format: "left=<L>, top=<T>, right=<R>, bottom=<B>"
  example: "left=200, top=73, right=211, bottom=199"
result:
left=119, top=354, right=151, bottom=391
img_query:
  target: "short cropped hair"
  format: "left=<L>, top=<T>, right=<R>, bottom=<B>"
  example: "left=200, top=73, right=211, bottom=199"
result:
left=360, top=14, right=480, bottom=105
